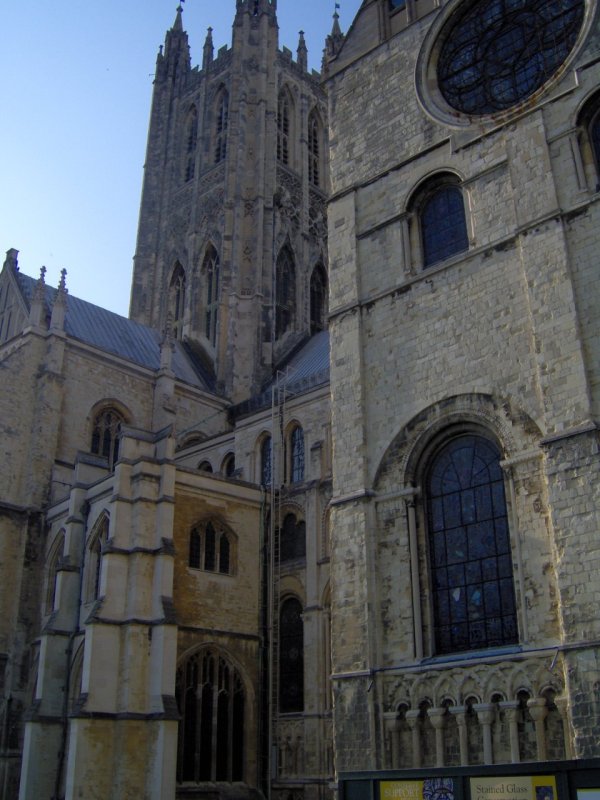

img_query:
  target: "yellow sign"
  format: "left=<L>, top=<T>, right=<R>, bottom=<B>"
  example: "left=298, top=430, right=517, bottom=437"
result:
left=470, top=776, right=557, bottom=800
left=381, top=779, right=454, bottom=800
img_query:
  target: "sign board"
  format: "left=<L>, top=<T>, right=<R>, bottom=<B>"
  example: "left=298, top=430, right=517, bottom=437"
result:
left=381, top=778, right=455, bottom=800
left=470, top=776, right=558, bottom=800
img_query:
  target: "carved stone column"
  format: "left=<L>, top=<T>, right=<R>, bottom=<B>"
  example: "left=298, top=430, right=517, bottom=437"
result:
left=474, top=703, right=496, bottom=764
left=427, top=708, right=447, bottom=767
left=384, top=712, right=399, bottom=769
left=528, top=698, right=549, bottom=761
left=449, top=705, right=469, bottom=765
left=499, top=701, right=521, bottom=763
left=406, top=710, right=422, bottom=768
left=554, top=695, right=573, bottom=759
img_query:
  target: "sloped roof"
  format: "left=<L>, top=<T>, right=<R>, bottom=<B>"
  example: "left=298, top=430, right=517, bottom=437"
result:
left=15, top=272, right=216, bottom=391
left=231, top=330, right=330, bottom=418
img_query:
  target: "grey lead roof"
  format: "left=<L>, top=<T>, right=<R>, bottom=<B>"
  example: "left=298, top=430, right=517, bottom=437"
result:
left=15, top=273, right=330, bottom=407
left=16, top=273, right=216, bottom=391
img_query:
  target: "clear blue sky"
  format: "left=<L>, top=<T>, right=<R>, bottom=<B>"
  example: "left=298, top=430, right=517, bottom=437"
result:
left=0, top=1, right=361, bottom=317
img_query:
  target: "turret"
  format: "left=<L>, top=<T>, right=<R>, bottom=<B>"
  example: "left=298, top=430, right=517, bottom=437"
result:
left=297, top=30, right=308, bottom=71
left=322, top=7, right=345, bottom=73
left=156, top=4, right=191, bottom=83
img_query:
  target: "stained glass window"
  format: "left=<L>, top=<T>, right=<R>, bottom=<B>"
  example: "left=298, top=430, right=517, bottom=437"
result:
left=421, top=185, right=468, bottom=267
left=426, top=434, right=517, bottom=653
left=279, top=597, right=304, bottom=713
left=438, top=0, right=585, bottom=115
left=91, top=408, right=124, bottom=469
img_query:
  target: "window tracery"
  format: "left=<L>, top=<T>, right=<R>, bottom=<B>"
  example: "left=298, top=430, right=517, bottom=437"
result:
left=437, top=0, right=584, bottom=115
left=176, top=649, right=245, bottom=782
left=214, top=90, right=229, bottom=164
left=91, top=407, right=124, bottom=469
left=276, top=246, right=296, bottom=338
left=188, top=520, right=234, bottom=575
left=425, top=434, right=517, bottom=654
left=279, top=597, right=304, bottom=713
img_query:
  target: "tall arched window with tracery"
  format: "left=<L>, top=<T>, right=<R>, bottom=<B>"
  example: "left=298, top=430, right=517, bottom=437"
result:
left=169, top=262, right=186, bottom=340
left=277, top=89, right=292, bottom=165
left=202, top=246, right=220, bottom=345
left=425, top=433, right=517, bottom=654
left=45, top=531, right=65, bottom=614
left=260, top=436, right=272, bottom=487
left=279, top=597, right=304, bottom=713
left=176, top=650, right=245, bottom=783
left=183, top=106, right=198, bottom=182
left=310, top=263, right=328, bottom=333
left=308, top=110, right=322, bottom=187
left=276, top=246, right=295, bottom=338
left=214, top=90, right=229, bottom=164
left=86, top=516, right=109, bottom=602
left=91, top=407, right=125, bottom=469
left=289, top=425, right=305, bottom=484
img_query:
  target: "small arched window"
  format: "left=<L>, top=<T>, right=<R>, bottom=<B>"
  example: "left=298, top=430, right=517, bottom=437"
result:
left=169, top=262, right=186, bottom=339
left=183, top=106, right=198, bottom=182
left=202, top=246, right=220, bottom=346
left=214, top=90, right=229, bottom=164
left=310, top=263, right=328, bottom=333
left=277, top=89, right=293, bottom=166
left=176, top=649, right=245, bottom=782
left=198, top=460, right=213, bottom=473
left=222, top=453, right=235, bottom=477
left=276, top=246, right=296, bottom=338
left=425, top=433, right=517, bottom=654
left=260, top=436, right=272, bottom=487
left=308, top=110, right=322, bottom=187
left=279, top=597, right=304, bottom=713
left=91, top=407, right=124, bottom=470
left=188, top=520, right=234, bottom=575
left=420, top=180, right=469, bottom=268
left=289, top=426, right=305, bottom=484
left=279, top=512, right=306, bottom=563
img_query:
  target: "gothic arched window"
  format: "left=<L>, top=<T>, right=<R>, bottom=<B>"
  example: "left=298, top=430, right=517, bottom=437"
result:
left=310, top=263, right=328, bottom=333
left=91, top=407, right=124, bottom=469
left=214, top=90, right=229, bottom=164
left=426, top=433, right=517, bottom=654
left=276, top=246, right=295, bottom=338
left=308, top=110, right=322, bottom=187
left=260, top=436, right=272, bottom=487
left=277, top=89, right=293, bottom=166
left=169, top=262, right=186, bottom=339
left=183, top=106, right=198, bottom=182
left=86, top=516, right=109, bottom=602
left=45, top=531, right=65, bottom=614
left=421, top=181, right=468, bottom=268
left=176, top=650, right=245, bottom=782
left=202, top=246, right=220, bottom=346
left=188, top=520, right=234, bottom=575
left=279, top=597, right=304, bottom=713
left=221, top=453, right=235, bottom=477
left=289, top=425, right=305, bottom=484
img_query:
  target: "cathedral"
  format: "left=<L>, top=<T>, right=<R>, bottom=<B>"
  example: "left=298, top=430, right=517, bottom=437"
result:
left=1, top=0, right=600, bottom=799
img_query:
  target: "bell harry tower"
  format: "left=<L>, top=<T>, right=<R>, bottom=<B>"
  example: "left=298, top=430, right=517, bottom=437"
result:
left=130, top=0, right=330, bottom=403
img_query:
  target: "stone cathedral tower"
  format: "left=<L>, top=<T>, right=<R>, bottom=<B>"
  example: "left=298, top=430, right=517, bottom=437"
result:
left=131, top=0, right=329, bottom=402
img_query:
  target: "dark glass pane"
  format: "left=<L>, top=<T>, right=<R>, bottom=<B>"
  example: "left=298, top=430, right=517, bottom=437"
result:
left=219, top=533, right=230, bottom=574
left=465, top=561, right=482, bottom=584
left=482, top=557, right=498, bottom=581
left=431, top=497, right=445, bottom=532
left=199, top=682, right=213, bottom=780
left=204, top=523, right=216, bottom=571
left=433, top=567, right=448, bottom=589
left=279, top=598, right=304, bottom=712
left=216, top=691, right=229, bottom=780
left=448, top=564, right=466, bottom=588
left=232, top=684, right=245, bottom=780
left=483, top=582, right=501, bottom=615
left=261, top=437, right=272, bottom=486
left=475, top=484, right=492, bottom=520
left=443, top=493, right=461, bottom=528
left=291, top=427, right=305, bottom=483
left=447, top=527, right=467, bottom=563
left=189, top=529, right=201, bottom=569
